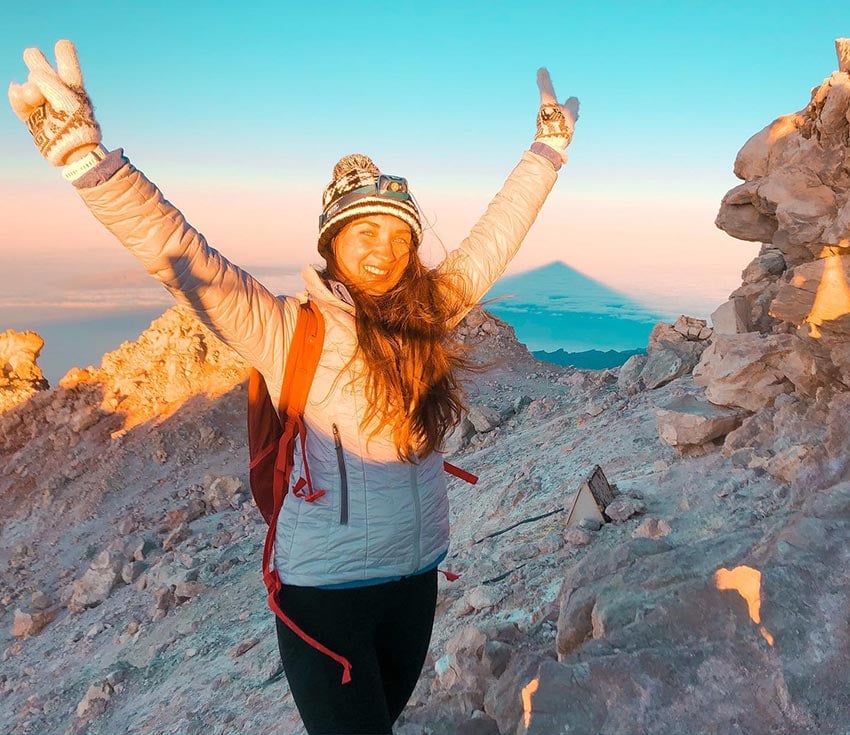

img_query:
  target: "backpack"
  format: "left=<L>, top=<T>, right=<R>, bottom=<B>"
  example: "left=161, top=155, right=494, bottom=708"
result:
left=246, top=298, right=476, bottom=684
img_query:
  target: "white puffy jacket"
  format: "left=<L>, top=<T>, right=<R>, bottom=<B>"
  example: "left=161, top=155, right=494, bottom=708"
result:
left=76, top=150, right=558, bottom=586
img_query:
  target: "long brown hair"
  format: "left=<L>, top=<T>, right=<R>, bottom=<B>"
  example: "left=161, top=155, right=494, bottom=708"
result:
left=325, top=250, right=472, bottom=462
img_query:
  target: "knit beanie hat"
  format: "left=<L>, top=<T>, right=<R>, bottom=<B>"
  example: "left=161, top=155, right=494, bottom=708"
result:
left=317, top=154, right=423, bottom=259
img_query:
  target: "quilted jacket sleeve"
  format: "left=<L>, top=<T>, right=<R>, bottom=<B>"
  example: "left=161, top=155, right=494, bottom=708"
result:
left=74, top=159, right=296, bottom=395
left=438, top=150, right=558, bottom=325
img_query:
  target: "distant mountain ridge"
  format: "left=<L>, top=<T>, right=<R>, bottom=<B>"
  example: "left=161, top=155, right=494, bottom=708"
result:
left=533, top=347, right=646, bottom=369
left=485, top=261, right=664, bottom=354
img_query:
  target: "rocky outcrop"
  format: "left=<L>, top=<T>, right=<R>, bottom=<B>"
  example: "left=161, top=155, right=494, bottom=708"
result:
left=618, top=316, right=712, bottom=394
left=0, top=329, right=49, bottom=413
left=675, top=39, right=850, bottom=492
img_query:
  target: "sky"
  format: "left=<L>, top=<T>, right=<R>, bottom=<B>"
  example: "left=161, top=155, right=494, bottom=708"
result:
left=1, top=1, right=850, bottom=379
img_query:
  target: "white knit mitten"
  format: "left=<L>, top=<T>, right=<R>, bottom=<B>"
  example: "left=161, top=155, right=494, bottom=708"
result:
left=533, top=68, right=579, bottom=162
left=10, top=40, right=101, bottom=166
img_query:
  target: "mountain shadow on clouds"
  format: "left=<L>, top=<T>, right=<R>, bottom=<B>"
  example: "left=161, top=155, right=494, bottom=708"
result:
left=483, top=261, right=665, bottom=354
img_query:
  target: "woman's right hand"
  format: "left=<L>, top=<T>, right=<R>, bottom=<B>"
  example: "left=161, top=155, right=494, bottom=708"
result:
left=8, top=39, right=102, bottom=166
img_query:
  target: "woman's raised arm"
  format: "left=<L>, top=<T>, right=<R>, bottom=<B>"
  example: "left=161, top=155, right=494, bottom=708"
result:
left=8, top=40, right=294, bottom=387
left=439, top=69, right=579, bottom=322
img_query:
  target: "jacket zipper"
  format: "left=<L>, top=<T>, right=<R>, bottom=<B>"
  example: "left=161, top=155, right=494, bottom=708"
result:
left=409, top=465, right=422, bottom=572
left=332, top=423, right=349, bottom=525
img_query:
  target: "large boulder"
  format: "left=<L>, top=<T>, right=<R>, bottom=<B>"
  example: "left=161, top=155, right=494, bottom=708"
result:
left=656, top=395, right=748, bottom=449
left=693, top=333, right=796, bottom=411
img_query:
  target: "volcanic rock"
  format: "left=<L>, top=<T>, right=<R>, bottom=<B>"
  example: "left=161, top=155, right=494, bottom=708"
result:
left=656, top=394, right=748, bottom=448
left=693, top=333, right=796, bottom=411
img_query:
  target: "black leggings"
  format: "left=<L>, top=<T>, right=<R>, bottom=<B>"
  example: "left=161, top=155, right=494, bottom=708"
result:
left=275, top=568, right=438, bottom=734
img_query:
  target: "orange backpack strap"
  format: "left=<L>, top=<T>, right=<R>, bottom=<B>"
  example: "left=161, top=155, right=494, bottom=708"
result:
left=257, top=300, right=353, bottom=684
left=271, top=300, right=325, bottom=509
left=278, top=300, right=324, bottom=421
left=246, top=300, right=325, bottom=523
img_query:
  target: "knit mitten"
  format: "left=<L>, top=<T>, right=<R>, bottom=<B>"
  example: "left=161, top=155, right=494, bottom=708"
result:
left=12, top=40, right=101, bottom=166
left=533, top=68, right=579, bottom=162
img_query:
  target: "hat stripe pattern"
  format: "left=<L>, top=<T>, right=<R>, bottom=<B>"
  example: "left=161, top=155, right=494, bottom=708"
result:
left=318, top=154, right=423, bottom=258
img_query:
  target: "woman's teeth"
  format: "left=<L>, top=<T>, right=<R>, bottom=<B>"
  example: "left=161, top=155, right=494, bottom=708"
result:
left=363, top=265, right=388, bottom=276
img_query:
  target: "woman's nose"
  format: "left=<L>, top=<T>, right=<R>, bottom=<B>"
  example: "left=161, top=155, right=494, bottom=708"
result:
left=373, top=233, right=394, bottom=258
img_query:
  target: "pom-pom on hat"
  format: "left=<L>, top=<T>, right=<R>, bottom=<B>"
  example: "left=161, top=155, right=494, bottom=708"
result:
left=317, top=154, right=423, bottom=259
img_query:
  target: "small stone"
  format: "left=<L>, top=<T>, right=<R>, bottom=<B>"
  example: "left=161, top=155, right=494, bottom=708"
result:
left=631, top=517, right=672, bottom=539
left=165, top=499, right=207, bottom=529
left=513, top=395, right=532, bottom=413
left=75, top=682, right=113, bottom=719
left=537, top=532, right=564, bottom=554
left=85, top=622, right=106, bottom=639
left=577, top=517, right=602, bottom=532
left=118, top=517, right=138, bottom=535
left=464, top=586, right=495, bottom=612
left=121, top=561, right=147, bottom=584
left=585, top=401, right=605, bottom=417
left=105, top=669, right=127, bottom=686
left=605, top=497, right=647, bottom=522
left=162, top=524, right=192, bottom=552
left=230, top=638, right=260, bottom=658
left=11, top=608, right=57, bottom=638
left=174, top=581, right=207, bottom=602
left=204, top=475, right=247, bottom=512
left=563, top=528, right=593, bottom=546
left=30, top=591, right=52, bottom=611
left=132, top=538, right=159, bottom=561
left=468, top=405, right=502, bottom=433
left=152, top=586, right=176, bottom=620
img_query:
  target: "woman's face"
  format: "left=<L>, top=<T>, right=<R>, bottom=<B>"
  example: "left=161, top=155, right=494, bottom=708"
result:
left=331, top=214, right=413, bottom=296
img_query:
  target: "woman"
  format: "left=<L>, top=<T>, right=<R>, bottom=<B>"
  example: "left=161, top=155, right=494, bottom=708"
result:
left=9, top=40, right=578, bottom=735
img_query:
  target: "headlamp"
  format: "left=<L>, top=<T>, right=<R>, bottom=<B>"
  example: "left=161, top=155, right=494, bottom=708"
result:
left=319, top=174, right=413, bottom=227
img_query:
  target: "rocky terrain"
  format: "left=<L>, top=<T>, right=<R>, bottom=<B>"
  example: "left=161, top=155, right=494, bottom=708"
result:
left=3, top=38, right=850, bottom=735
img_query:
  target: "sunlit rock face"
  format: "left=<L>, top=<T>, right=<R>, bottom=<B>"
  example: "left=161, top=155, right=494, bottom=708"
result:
left=714, top=45, right=850, bottom=388
left=688, top=40, right=850, bottom=494
left=0, top=329, right=49, bottom=413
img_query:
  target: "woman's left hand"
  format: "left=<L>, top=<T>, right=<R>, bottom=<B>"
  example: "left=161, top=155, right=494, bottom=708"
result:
left=534, top=68, right=579, bottom=162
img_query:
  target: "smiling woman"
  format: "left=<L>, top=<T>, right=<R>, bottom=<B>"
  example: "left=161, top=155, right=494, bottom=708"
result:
left=8, top=39, right=578, bottom=735
left=331, top=216, right=412, bottom=294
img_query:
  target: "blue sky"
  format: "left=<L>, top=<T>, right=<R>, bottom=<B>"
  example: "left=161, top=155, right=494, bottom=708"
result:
left=1, top=1, right=849, bottom=380
left=3, top=1, right=847, bottom=191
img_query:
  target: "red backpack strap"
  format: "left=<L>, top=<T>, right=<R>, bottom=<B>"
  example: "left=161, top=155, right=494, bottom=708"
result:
left=443, top=460, right=478, bottom=484
left=259, top=301, right=353, bottom=684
